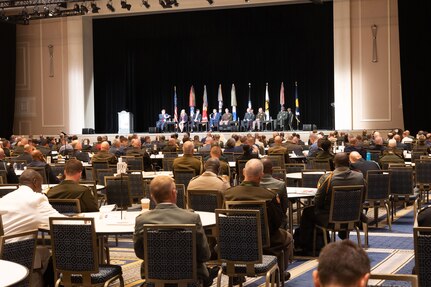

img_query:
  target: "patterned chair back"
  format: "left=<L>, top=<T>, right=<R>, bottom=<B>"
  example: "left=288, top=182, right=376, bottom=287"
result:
left=162, top=158, right=175, bottom=171
left=49, top=198, right=82, bottom=214
left=271, top=168, right=287, bottom=183
left=27, top=166, right=48, bottom=184
left=236, top=160, right=248, bottom=184
left=105, top=175, right=132, bottom=209
left=173, top=169, right=196, bottom=190
left=225, top=200, right=270, bottom=249
left=187, top=189, right=222, bottom=212
left=49, top=217, right=99, bottom=284
left=175, top=184, right=186, bottom=209
left=215, top=209, right=262, bottom=263
left=121, top=156, right=143, bottom=171
left=414, top=226, right=431, bottom=287
left=143, top=224, right=197, bottom=285
left=266, top=154, right=285, bottom=169
left=285, top=163, right=306, bottom=186
left=224, top=152, right=234, bottom=162
left=0, top=230, right=38, bottom=287
left=309, top=159, right=332, bottom=171
left=96, top=168, right=115, bottom=186
left=366, top=170, right=391, bottom=201
left=388, top=166, right=414, bottom=196
left=301, top=170, right=326, bottom=188
left=328, top=185, right=364, bottom=230
left=84, top=166, right=95, bottom=181
left=50, top=164, right=65, bottom=180
left=415, top=160, right=431, bottom=186
left=127, top=171, right=145, bottom=202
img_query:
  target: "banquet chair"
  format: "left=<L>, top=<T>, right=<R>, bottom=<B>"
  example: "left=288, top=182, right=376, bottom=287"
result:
left=121, top=156, right=143, bottom=171
left=388, top=166, right=419, bottom=222
left=79, top=180, right=102, bottom=207
left=143, top=224, right=199, bottom=287
left=0, top=170, right=7, bottom=184
left=365, top=150, right=382, bottom=162
left=308, top=158, right=332, bottom=171
left=92, top=161, right=109, bottom=182
left=49, top=217, right=124, bottom=287
left=187, top=189, right=223, bottom=212
left=50, top=164, right=65, bottom=180
left=215, top=209, right=280, bottom=287
left=224, top=152, right=234, bottom=162
left=368, top=274, right=418, bottom=287
left=96, top=168, right=115, bottom=186
left=104, top=175, right=132, bottom=210
left=173, top=169, right=196, bottom=190
left=414, top=159, right=431, bottom=203
left=272, top=168, right=287, bottom=184
left=27, top=166, right=48, bottom=184
left=236, top=160, right=248, bottom=185
left=162, top=158, right=175, bottom=171
left=84, top=166, right=95, bottom=181
left=48, top=199, right=82, bottom=215
left=363, top=170, right=391, bottom=232
left=285, top=163, right=306, bottom=187
left=175, top=184, right=186, bottom=209
left=313, top=185, right=364, bottom=256
left=127, top=171, right=145, bottom=203
left=0, top=184, right=19, bottom=198
left=413, top=226, right=431, bottom=287
left=411, top=150, right=428, bottom=163
left=266, top=154, right=285, bottom=169
left=301, top=170, right=326, bottom=188
left=0, top=229, right=38, bottom=287
left=162, top=151, right=178, bottom=158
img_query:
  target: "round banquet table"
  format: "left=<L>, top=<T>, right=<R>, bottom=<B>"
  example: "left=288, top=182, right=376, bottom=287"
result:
left=0, top=259, right=29, bottom=287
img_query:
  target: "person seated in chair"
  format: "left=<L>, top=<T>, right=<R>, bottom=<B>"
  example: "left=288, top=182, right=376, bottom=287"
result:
left=156, top=109, right=170, bottom=131
left=27, top=150, right=60, bottom=184
left=209, top=108, right=220, bottom=131
left=276, top=106, right=288, bottom=131
left=219, top=108, right=232, bottom=129
left=133, top=175, right=219, bottom=287
left=313, top=240, right=370, bottom=287
left=191, top=109, right=202, bottom=132
left=178, top=109, right=188, bottom=133
left=242, top=108, right=255, bottom=132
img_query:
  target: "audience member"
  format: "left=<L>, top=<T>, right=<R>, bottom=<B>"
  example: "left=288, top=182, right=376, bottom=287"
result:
left=313, top=240, right=370, bottom=287
left=71, top=140, right=91, bottom=162
left=0, top=147, right=19, bottom=183
left=47, top=159, right=99, bottom=212
left=349, top=151, right=380, bottom=176
left=91, top=141, right=118, bottom=164
left=133, top=175, right=218, bottom=287
left=27, top=150, right=60, bottom=184
left=188, top=158, right=230, bottom=193
left=173, top=141, right=202, bottom=176
left=16, top=144, right=33, bottom=164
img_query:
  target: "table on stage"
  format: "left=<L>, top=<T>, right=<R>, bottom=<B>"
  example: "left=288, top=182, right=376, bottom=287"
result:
left=286, top=187, right=317, bottom=234
left=0, top=259, right=29, bottom=287
left=38, top=210, right=216, bottom=263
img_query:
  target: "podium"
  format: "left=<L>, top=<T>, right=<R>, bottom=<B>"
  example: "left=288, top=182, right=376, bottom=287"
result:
left=118, top=110, right=134, bottom=134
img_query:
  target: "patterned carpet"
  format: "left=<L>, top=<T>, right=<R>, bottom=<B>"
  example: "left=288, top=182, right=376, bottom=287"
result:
left=108, top=204, right=417, bottom=287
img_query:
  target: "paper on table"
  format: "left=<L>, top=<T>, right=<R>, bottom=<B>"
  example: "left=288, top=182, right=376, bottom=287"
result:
left=99, top=204, right=116, bottom=212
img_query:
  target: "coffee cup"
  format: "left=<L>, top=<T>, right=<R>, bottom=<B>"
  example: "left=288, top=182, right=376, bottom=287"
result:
left=141, top=198, right=150, bottom=211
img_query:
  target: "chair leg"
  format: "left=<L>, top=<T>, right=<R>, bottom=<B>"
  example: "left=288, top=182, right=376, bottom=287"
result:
left=385, top=202, right=392, bottom=231
left=374, top=206, right=379, bottom=228
left=216, top=268, right=223, bottom=287
left=354, top=226, right=362, bottom=247
left=362, top=222, right=369, bottom=248
left=312, top=227, right=317, bottom=257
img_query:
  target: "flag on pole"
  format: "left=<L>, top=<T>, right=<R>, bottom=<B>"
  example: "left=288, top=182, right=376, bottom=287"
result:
left=248, top=83, right=252, bottom=109
left=280, top=82, right=285, bottom=108
left=218, top=84, right=223, bottom=113
left=189, top=85, right=195, bottom=119
left=202, top=85, right=208, bottom=122
left=231, top=84, right=237, bottom=121
left=294, top=81, right=300, bottom=123
left=265, top=83, right=270, bottom=120
left=173, top=86, right=178, bottom=123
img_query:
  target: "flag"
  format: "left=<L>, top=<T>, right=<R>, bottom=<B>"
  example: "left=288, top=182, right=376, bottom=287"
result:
left=265, top=82, right=270, bottom=120
left=202, top=85, right=208, bottom=122
left=231, top=83, right=237, bottom=121
left=294, top=81, right=300, bottom=123
left=248, top=83, right=252, bottom=109
left=280, top=82, right=285, bottom=108
left=189, top=85, right=195, bottom=118
left=217, top=84, right=223, bottom=113
left=173, top=86, right=178, bottom=123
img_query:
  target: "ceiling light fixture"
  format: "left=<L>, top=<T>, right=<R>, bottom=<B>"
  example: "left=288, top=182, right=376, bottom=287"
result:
left=159, top=0, right=178, bottom=8
left=106, top=0, right=115, bottom=12
left=91, top=2, right=100, bottom=13
left=120, top=0, right=131, bottom=10
left=142, top=0, right=150, bottom=8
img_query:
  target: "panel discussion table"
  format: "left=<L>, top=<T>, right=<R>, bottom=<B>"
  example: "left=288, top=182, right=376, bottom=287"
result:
left=38, top=210, right=216, bottom=264
left=0, top=259, right=29, bottom=287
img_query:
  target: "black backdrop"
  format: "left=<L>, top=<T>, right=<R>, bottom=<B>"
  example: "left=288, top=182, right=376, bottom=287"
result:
left=0, top=22, right=16, bottom=138
left=93, top=2, right=334, bottom=133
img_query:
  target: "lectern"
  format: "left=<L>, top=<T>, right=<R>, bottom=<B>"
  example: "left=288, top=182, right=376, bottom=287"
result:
left=118, top=110, right=134, bottom=134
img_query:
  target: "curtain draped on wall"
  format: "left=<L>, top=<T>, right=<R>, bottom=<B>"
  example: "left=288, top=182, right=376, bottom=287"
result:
left=398, top=0, right=431, bottom=135
left=93, top=3, right=334, bottom=133
left=0, top=22, right=16, bottom=138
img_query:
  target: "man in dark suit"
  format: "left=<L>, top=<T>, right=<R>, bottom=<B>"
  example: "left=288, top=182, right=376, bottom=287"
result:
left=156, top=109, right=170, bottom=131
left=191, top=109, right=202, bottom=132
left=0, top=148, right=19, bottom=183
left=16, top=144, right=33, bottom=164
left=223, top=159, right=292, bottom=280
left=286, top=108, right=294, bottom=131
left=47, top=159, right=99, bottom=212
left=349, top=151, right=380, bottom=177
left=70, top=140, right=91, bottom=162
left=209, top=109, right=220, bottom=131
left=133, top=175, right=218, bottom=286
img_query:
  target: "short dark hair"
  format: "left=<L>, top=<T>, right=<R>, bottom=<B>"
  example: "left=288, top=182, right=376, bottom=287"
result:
left=333, top=152, right=349, bottom=168
left=65, top=159, right=83, bottom=176
left=317, top=240, right=370, bottom=286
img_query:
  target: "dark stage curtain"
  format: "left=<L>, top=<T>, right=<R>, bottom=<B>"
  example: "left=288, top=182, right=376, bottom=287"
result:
left=0, top=22, right=16, bottom=138
left=398, top=0, right=431, bottom=135
left=93, top=3, right=334, bottom=133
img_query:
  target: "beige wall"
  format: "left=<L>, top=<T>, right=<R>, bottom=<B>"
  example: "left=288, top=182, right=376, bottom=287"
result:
left=14, top=0, right=404, bottom=135
left=334, top=0, right=403, bottom=130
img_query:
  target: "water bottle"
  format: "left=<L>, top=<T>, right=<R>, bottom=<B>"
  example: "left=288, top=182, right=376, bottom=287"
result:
left=366, top=151, right=371, bottom=161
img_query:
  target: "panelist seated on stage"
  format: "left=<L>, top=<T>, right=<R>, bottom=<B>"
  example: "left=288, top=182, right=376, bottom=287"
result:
left=190, top=109, right=202, bottom=131
left=276, top=106, right=288, bottom=131
left=241, top=108, right=255, bottom=132
left=133, top=175, right=218, bottom=287
left=46, top=159, right=99, bottom=212
left=156, top=108, right=171, bottom=131
left=253, top=107, right=266, bottom=131
left=209, top=108, right=221, bottom=131
left=178, top=109, right=188, bottom=133
left=219, top=108, right=233, bottom=126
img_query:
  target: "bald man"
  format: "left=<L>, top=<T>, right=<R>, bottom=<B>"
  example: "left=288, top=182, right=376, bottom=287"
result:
left=172, top=141, right=202, bottom=176
left=16, top=144, right=33, bottom=164
left=125, top=138, right=152, bottom=171
left=133, top=175, right=218, bottom=286
left=188, top=158, right=230, bottom=193
left=223, top=159, right=293, bottom=281
left=91, top=141, right=117, bottom=164
left=349, top=151, right=380, bottom=177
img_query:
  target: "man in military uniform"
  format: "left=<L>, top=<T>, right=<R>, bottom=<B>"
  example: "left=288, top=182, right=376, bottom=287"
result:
left=276, top=106, right=288, bottom=131
left=188, top=158, right=230, bottom=193
left=47, top=159, right=99, bottom=212
left=242, top=108, right=255, bottom=132
left=172, top=141, right=202, bottom=176
left=286, top=108, right=294, bottom=131
left=91, top=141, right=117, bottom=165
left=253, top=107, right=266, bottom=131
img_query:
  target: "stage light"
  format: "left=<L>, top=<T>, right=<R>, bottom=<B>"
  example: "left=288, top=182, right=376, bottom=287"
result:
left=80, top=4, right=89, bottom=14
left=91, top=2, right=100, bottom=13
left=142, top=0, right=150, bottom=8
left=106, top=0, right=115, bottom=12
left=207, top=0, right=214, bottom=4
left=120, top=0, right=131, bottom=10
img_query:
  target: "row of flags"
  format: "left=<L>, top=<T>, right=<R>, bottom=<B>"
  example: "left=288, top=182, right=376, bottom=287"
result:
left=174, top=82, right=301, bottom=122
